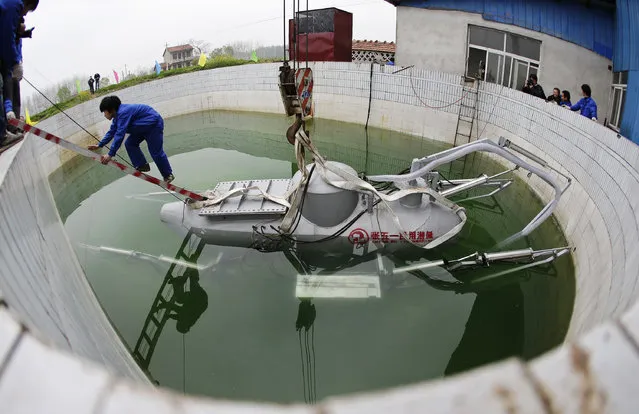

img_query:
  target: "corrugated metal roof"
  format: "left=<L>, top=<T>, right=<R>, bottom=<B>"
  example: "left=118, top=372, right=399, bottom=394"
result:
left=614, top=0, right=639, bottom=71
left=616, top=2, right=639, bottom=142
left=387, top=0, right=615, bottom=59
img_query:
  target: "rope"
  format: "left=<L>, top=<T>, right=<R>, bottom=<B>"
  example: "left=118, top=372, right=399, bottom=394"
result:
left=23, top=77, right=130, bottom=167
left=408, top=69, right=471, bottom=110
left=182, top=333, right=186, bottom=394
left=298, top=330, right=307, bottom=402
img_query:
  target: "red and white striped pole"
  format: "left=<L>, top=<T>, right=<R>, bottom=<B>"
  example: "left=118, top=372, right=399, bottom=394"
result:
left=8, top=119, right=206, bottom=201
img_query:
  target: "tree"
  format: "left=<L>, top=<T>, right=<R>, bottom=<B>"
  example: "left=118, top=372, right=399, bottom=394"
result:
left=188, top=38, right=212, bottom=55
left=57, top=86, right=71, bottom=103
left=210, top=44, right=235, bottom=58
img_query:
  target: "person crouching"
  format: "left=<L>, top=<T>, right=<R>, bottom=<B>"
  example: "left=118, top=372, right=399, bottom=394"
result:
left=88, top=96, right=174, bottom=183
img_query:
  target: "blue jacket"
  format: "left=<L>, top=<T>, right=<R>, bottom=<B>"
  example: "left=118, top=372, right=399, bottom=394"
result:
left=98, top=104, right=163, bottom=157
left=16, top=37, right=21, bottom=62
left=560, top=100, right=572, bottom=107
left=4, top=97, right=12, bottom=113
left=570, top=97, right=598, bottom=120
left=0, top=0, right=23, bottom=70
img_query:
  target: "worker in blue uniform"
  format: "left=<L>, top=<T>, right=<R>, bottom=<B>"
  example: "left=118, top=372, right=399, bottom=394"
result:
left=4, top=22, right=30, bottom=124
left=88, top=96, right=174, bottom=183
left=569, top=84, right=597, bottom=121
left=559, top=90, right=572, bottom=108
left=0, top=0, right=38, bottom=146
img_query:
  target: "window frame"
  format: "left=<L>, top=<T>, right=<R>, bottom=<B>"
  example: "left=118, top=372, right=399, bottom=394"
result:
left=607, top=71, right=628, bottom=132
left=465, top=24, right=542, bottom=90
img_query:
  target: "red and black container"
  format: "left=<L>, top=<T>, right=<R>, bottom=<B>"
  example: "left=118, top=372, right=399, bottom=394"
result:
left=289, top=8, right=353, bottom=62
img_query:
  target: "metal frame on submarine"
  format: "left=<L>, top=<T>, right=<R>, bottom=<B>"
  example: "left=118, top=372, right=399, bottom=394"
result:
left=159, top=65, right=574, bottom=294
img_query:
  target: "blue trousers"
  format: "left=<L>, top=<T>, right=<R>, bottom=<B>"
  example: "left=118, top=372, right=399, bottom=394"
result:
left=0, top=73, right=5, bottom=144
left=125, top=119, right=172, bottom=177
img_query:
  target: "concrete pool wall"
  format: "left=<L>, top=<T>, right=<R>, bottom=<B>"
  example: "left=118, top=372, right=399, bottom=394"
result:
left=1, top=62, right=638, bottom=412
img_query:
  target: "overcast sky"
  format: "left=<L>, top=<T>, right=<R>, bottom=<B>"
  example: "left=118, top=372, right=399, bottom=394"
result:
left=21, top=0, right=396, bottom=99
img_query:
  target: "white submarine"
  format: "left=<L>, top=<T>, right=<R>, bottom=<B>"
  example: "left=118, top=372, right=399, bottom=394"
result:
left=160, top=64, right=573, bottom=287
left=160, top=131, right=571, bottom=257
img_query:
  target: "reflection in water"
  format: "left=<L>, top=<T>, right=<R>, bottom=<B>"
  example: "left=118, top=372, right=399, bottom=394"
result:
left=162, top=269, right=209, bottom=334
left=444, top=284, right=524, bottom=376
left=296, top=300, right=317, bottom=404
left=134, top=226, right=544, bottom=402
left=132, top=232, right=208, bottom=373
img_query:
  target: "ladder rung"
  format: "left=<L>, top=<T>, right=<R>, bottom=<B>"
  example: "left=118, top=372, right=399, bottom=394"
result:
left=143, top=333, right=154, bottom=343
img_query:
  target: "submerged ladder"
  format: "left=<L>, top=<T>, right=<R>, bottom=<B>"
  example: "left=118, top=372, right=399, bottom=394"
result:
left=132, top=231, right=206, bottom=370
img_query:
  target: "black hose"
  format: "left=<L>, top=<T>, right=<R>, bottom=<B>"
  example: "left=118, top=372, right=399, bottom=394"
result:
left=365, top=62, right=374, bottom=130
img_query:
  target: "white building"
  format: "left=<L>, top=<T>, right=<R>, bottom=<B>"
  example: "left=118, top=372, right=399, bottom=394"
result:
left=162, top=44, right=195, bottom=70
left=386, top=1, right=617, bottom=126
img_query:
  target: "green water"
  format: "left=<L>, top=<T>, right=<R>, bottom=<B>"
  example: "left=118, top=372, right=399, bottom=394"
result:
left=50, top=110, right=575, bottom=404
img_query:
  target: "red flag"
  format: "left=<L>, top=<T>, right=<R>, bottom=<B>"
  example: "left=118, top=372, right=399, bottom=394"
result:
left=113, top=70, right=120, bottom=83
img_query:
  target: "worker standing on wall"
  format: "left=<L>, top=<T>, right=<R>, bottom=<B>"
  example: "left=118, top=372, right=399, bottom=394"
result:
left=0, top=0, right=39, bottom=147
left=88, top=96, right=175, bottom=183
left=569, top=84, right=598, bottom=121
left=5, top=18, right=34, bottom=125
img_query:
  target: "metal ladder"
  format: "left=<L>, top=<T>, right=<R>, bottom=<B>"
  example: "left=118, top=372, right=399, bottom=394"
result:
left=453, top=76, right=479, bottom=147
left=448, top=77, right=480, bottom=179
left=132, top=231, right=207, bottom=371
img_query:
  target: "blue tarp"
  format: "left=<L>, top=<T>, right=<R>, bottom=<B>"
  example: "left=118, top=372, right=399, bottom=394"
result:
left=399, top=0, right=614, bottom=59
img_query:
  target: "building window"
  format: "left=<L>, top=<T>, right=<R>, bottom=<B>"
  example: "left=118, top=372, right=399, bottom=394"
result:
left=607, top=71, right=628, bottom=131
left=466, top=25, right=541, bottom=90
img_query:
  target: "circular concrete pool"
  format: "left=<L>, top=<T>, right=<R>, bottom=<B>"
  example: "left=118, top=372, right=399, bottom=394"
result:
left=49, top=110, right=574, bottom=403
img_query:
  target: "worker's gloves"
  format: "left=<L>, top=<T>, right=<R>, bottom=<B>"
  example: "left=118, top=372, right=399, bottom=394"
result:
left=592, top=117, right=597, bottom=121
left=12, top=63, right=23, bottom=81
left=6, top=111, right=16, bottom=120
